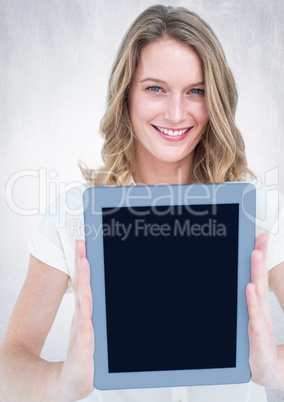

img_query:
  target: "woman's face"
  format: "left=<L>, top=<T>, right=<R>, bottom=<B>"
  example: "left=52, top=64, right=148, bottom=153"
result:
left=128, top=38, right=209, bottom=168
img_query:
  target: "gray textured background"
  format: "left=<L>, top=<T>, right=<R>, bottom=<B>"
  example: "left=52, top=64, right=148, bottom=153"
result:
left=1, top=1, right=284, bottom=400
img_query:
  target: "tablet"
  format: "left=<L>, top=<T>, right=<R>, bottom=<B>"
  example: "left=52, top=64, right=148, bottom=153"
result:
left=83, top=182, right=255, bottom=390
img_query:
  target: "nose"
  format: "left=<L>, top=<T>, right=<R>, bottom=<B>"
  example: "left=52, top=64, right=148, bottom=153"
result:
left=164, top=93, right=187, bottom=124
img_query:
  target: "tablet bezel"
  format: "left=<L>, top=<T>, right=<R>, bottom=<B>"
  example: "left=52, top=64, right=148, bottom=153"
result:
left=83, top=182, right=255, bottom=390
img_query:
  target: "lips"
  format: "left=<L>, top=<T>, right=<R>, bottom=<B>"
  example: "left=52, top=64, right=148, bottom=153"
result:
left=151, top=124, right=192, bottom=141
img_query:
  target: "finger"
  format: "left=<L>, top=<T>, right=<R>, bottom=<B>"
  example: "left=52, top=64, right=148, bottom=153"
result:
left=72, top=241, right=90, bottom=337
left=254, top=233, right=269, bottom=254
left=251, top=249, right=268, bottom=296
left=246, top=282, right=260, bottom=321
left=251, top=235, right=270, bottom=315
left=73, top=240, right=84, bottom=294
left=76, top=239, right=86, bottom=260
left=246, top=283, right=276, bottom=385
left=78, top=257, right=93, bottom=321
left=73, top=258, right=94, bottom=361
left=246, top=282, right=274, bottom=351
left=69, top=242, right=83, bottom=344
left=69, top=245, right=94, bottom=352
left=75, top=241, right=93, bottom=326
left=62, top=241, right=94, bottom=400
left=74, top=240, right=88, bottom=299
left=246, top=278, right=273, bottom=343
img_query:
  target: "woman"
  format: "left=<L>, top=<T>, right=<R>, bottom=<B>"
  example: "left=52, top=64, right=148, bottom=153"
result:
left=0, top=4, right=284, bottom=402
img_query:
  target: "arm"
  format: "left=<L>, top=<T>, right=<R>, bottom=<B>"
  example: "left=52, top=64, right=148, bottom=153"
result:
left=246, top=234, right=284, bottom=390
left=0, top=241, right=94, bottom=402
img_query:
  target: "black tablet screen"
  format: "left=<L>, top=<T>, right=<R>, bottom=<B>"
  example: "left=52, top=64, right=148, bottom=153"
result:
left=102, top=203, right=239, bottom=373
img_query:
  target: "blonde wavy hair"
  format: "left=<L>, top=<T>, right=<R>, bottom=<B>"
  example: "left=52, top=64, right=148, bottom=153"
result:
left=81, top=4, right=253, bottom=186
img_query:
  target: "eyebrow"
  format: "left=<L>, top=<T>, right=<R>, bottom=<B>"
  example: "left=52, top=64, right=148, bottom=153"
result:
left=139, top=78, right=205, bottom=86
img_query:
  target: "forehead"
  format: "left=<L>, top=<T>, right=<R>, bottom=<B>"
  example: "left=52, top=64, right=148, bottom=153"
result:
left=133, top=39, right=204, bottom=83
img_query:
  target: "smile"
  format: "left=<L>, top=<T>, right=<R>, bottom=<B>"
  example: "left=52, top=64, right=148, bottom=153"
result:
left=153, top=125, right=191, bottom=137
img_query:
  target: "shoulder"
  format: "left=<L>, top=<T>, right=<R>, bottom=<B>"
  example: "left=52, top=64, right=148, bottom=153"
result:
left=50, top=182, right=89, bottom=213
left=253, top=178, right=283, bottom=235
left=39, top=183, right=89, bottom=233
left=29, top=182, right=90, bottom=287
left=252, top=178, right=284, bottom=270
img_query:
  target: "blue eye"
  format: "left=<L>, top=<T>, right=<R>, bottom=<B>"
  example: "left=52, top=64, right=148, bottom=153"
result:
left=190, top=88, right=205, bottom=96
left=147, top=86, right=163, bottom=93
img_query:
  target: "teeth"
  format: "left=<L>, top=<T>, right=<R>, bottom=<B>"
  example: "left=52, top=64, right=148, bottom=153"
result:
left=156, top=126, right=189, bottom=136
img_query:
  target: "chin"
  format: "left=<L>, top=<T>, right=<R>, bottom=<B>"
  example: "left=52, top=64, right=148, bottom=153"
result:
left=155, top=150, right=192, bottom=163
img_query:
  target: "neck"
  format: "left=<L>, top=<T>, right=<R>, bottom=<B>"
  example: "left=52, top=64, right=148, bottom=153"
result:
left=132, top=156, right=193, bottom=186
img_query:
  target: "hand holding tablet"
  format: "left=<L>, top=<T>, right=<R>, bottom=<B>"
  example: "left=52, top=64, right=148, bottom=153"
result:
left=83, top=183, right=255, bottom=390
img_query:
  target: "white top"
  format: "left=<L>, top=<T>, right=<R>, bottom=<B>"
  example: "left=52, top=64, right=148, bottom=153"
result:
left=28, top=180, right=284, bottom=402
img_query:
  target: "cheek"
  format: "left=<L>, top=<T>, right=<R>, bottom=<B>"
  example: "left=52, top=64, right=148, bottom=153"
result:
left=193, top=101, right=209, bottom=125
left=131, top=94, right=160, bottom=125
